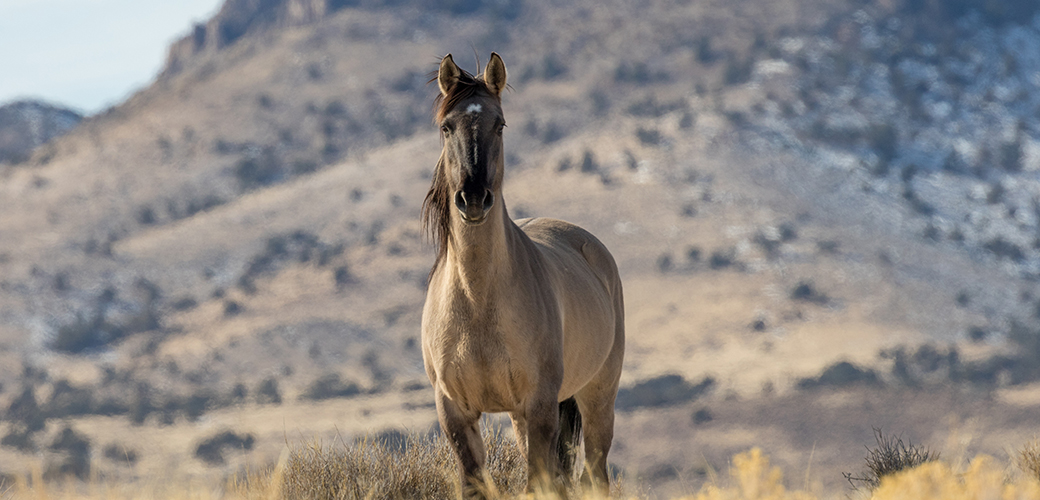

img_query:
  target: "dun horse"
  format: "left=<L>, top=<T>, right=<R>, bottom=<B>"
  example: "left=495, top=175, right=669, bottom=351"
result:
left=421, top=52, right=625, bottom=496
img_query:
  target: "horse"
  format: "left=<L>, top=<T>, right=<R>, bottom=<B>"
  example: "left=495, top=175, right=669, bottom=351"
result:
left=420, top=52, right=625, bottom=497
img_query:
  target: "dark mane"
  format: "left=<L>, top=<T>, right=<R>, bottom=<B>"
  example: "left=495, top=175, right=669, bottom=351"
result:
left=422, top=67, right=501, bottom=276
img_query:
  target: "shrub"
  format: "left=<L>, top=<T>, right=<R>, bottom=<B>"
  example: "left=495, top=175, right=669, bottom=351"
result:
left=184, top=391, right=213, bottom=421
left=692, top=408, right=713, bottom=425
left=797, top=361, right=879, bottom=390
left=790, top=281, right=828, bottom=304
left=333, top=266, right=354, bottom=290
left=283, top=428, right=526, bottom=500
left=50, top=314, right=122, bottom=354
left=47, top=426, right=92, bottom=480
left=844, top=428, right=938, bottom=490
left=256, top=377, right=282, bottom=405
left=709, top=249, right=736, bottom=270
left=636, top=127, right=661, bottom=145
left=723, top=55, right=753, bottom=85
left=195, top=430, right=255, bottom=465
left=43, top=379, right=96, bottom=418
left=656, top=254, right=673, bottom=273
left=615, top=374, right=715, bottom=410
left=2, top=424, right=37, bottom=452
left=103, top=443, right=139, bottom=465
left=984, top=237, right=1025, bottom=262
left=299, top=373, right=361, bottom=401
left=129, top=384, right=152, bottom=425
left=234, top=147, right=282, bottom=191
left=171, top=296, right=198, bottom=311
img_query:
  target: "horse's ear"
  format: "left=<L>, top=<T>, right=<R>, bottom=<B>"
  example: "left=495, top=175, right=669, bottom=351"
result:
left=438, top=54, right=461, bottom=96
left=484, top=52, right=507, bottom=97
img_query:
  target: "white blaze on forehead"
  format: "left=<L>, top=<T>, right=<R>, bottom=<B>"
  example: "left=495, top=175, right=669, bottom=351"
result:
left=466, top=103, right=482, bottom=114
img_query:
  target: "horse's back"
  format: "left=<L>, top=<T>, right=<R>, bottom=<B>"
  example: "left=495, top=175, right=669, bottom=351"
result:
left=515, top=217, right=623, bottom=399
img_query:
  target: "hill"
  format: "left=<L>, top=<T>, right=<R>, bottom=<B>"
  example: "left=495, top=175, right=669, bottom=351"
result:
left=0, top=100, right=81, bottom=165
left=4, top=0, right=1040, bottom=495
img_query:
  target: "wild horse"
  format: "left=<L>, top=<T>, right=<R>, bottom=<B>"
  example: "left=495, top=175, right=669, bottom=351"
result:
left=421, top=52, right=625, bottom=497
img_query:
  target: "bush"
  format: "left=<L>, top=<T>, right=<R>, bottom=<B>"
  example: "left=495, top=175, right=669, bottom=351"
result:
left=615, top=374, right=715, bottom=410
left=334, top=266, right=354, bottom=290
left=6, top=386, right=45, bottom=432
left=50, top=314, right=122, bottom=354
left=797, top=361, right=879, bottom=390
left=984, top=237, right=1025, bottom=262
left=790, top=281, right=828, bottom=304
left=103, top=443, right=139, bottom=465
left=656, top=254, right=673, bottom=273
left=195, top=430, right=255, bottom=465
left=283, top=428, right=526, bottom=500
left=129, top=384, right=152, bottom=425
left=844, top=428, right=937, bottom=490
left=256, top=377, right=282, bottom=405
left=47, top=426, right=92, bottom=480
left=1, top=426, right=35, bottom=451
left=692, top=408, right=713, bottom=425
left=723, top=55, right=753, bottom=85
left=43, top=379, right=96, bottom=418
left=299, top=373, right=361, bottom=401
left=635, top=127, right=661, bottom=146
left=234, top=147, right=282, bottom=191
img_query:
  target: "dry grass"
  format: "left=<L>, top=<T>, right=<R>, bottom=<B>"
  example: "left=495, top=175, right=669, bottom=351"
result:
left=281, top=428, right=527, bottom=500
left=1017, top=438, right=1040, bottom=481
left=684, top=448, right=816, bottom=500
left=843, top=428, right=938, bottom=491
left=7, top=437, right=1040, bottom=500
left=683, top=447, right=1040, bottom=500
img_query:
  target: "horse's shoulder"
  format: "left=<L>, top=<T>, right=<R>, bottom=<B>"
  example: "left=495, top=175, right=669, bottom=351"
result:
left=514, top=217, right=618, bottom=280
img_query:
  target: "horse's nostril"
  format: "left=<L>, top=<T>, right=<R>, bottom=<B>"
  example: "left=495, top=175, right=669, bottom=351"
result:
left=454, top=191, right=466, bottom=211
left=482, top=190, right=494, bottom=211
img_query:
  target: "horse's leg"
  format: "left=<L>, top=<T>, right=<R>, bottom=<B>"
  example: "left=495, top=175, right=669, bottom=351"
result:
left=523, top=393, right=562, bottom=494
left=508, top=412, right=529, bottom=460
left=575, top=330, right=624, bottom=496
left=436, top=389, right=485, bottom=498
left=575, top=384, right=616, bottom=495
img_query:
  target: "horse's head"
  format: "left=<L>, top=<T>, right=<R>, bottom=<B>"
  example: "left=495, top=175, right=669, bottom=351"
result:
left=435, top=53, right=508, bottom=225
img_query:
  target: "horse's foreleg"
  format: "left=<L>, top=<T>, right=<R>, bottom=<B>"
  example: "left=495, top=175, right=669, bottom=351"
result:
left=523, top=395, right=561, bottom=494
left=508, top=412, right=529, bottom=460
left=436, top=389, right=485, bottom=498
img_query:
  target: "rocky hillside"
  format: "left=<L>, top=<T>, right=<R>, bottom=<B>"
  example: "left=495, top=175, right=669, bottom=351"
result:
left=4, top=0, right=1040, bottom=492
left=0, top=100, right=81, bottom=165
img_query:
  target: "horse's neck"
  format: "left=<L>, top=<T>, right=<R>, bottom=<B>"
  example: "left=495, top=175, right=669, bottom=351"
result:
left=445, top=203, right=522, bottom=301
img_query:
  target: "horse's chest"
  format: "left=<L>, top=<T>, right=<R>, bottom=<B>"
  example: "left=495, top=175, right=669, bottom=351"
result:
left=429, top=319, right=530, bottom=412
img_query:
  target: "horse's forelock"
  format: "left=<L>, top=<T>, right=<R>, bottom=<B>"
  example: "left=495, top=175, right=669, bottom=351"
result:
left=429, top=67, right=500, bottom=123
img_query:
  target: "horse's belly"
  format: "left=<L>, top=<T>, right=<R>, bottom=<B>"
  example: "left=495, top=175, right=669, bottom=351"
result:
left=558, top=298, right=616, bottom=399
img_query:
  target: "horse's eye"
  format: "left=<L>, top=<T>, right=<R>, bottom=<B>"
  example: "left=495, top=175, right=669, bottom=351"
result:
left=441, top=124, right=452, bottom=135
left=496, top=123, right=506, bottom=135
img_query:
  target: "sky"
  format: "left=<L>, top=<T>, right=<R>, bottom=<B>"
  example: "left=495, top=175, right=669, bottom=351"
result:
left=0, top=0, right=225, bottom=114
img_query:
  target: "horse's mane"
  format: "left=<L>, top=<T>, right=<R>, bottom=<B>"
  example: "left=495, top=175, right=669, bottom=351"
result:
left=422, top=66, right=501, bottom=277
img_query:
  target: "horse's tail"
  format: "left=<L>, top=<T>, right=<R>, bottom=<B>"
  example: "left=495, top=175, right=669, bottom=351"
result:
left=557, top=397, right=583, bottom=481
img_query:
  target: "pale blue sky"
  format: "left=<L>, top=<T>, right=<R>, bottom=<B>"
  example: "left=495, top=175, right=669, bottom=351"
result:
left=0, top=0, right=224, bottom=114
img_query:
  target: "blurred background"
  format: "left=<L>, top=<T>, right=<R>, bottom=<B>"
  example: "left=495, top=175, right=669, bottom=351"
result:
left=2, top=0, right=1040, bottom=496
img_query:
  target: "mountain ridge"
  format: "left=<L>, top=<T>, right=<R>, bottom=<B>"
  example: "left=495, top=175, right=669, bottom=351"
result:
left=0, top=100, right=82, bottom=165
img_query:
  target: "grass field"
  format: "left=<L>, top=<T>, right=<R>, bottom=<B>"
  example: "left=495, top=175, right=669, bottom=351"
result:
left=6, top=430, right=1040, bottom=500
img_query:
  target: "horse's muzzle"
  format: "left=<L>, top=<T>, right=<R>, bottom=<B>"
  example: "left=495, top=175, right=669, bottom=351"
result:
left=454, top=189, right=494, bottom=224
